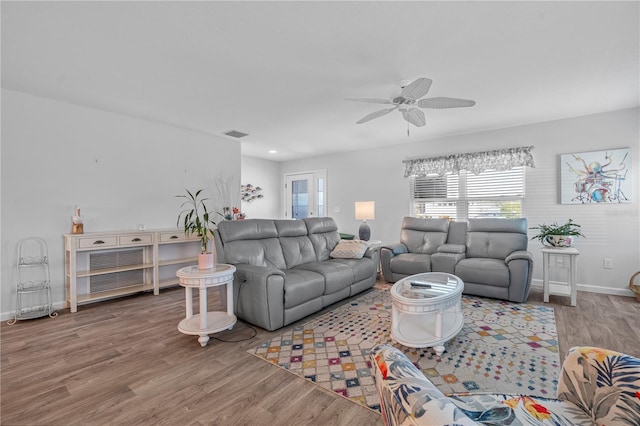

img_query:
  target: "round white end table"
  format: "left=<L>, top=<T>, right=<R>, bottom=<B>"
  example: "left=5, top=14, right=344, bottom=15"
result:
left=390, top=272, right=464, bottom=356
left=176, top=264, right=237, bottom=347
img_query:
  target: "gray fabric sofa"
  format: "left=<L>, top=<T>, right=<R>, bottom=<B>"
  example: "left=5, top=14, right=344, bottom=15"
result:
left=214, top=217, right=380, bottom=331
left=381, top=217, right=533, bottom=303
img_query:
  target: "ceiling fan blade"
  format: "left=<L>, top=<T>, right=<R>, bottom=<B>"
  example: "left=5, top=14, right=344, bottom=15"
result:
left=402, top=108, right=426, bottom=127
left=400, top=78, right=432, bottom=100
left=418, top=97, right=476, bottom=109
left=344, top=97, right=393, bottom=104
left=356, top=107, right=398, bottom=124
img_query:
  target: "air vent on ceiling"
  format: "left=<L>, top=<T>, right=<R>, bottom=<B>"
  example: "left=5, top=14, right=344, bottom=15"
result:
left=223, top=130, right=249, bottom=139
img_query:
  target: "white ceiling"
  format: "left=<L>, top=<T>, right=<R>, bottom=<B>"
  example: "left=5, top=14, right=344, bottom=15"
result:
left=2, top=1, right=639, bottom=161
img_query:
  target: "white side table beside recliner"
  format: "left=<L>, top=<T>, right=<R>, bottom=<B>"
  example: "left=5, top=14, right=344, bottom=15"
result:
left=541, top=247, right=579, bottom=306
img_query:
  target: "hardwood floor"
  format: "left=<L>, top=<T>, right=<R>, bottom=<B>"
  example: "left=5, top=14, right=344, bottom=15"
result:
left=1, top=282, right=638, bottom=426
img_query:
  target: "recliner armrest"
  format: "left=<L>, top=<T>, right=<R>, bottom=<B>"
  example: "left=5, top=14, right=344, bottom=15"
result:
left=505, top=250, right=533, bottom=263
left=234, top=264, right=285, bottom=281
left=233, top=264, right=286, bottom=331
left=437, top=243, right=466, bottom=254
left=364, top=240, right=382, bottom=258
left=382, top=242, right=408, bottom=255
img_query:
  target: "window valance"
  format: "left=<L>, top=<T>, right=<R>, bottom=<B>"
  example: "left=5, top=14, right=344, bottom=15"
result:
left=403, top=146, right=535, bottom=177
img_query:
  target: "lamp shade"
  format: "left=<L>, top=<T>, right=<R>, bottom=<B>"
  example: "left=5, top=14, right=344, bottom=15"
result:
left=355, top=201, right=375, bottom=221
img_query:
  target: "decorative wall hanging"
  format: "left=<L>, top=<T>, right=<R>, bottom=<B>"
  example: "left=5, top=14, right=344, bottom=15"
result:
left=560, top=148, right=631, bottom=204
left=241, top=184, right=264, bottom=202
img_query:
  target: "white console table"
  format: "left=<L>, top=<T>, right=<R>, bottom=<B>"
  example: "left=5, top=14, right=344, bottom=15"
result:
left=176, top=264, right=237, bottom=347
left=541, top=247, right=579, bottom=307
left=64, top=229, right=201, bottom=312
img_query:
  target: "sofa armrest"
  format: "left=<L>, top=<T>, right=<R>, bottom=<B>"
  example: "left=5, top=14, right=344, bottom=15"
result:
left=431, top=252, right=466, bottom=275
left=364, top=240, right=382, bottom=258
left=557, top=346, right=640, bottom=425
left=382, top=242, right=408, bottom=255
left=505, top=250, right=533, bottom=263
left=380, top=243, right=408, bottom=282
left=233, top=264, right=286, bottom=331
left=502, top=250, right=534, bottom=302
left=437, top=243, right=466, bottom=254
left=370, top=344, right=477, bottom=426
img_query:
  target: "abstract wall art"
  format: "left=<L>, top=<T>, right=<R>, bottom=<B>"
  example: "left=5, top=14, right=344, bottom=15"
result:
left=560, top=148, right=631, bottom=204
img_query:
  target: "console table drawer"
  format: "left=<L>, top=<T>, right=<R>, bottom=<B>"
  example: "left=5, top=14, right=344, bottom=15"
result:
left=159, top=232, right=190, bottom=243
left=77, top=236, right=118, bottom=249
left=119, top=234, right=153, bottom=245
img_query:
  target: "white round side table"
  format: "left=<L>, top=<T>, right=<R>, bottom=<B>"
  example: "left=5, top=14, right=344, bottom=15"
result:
left=176, top=264, right=237, bottom=347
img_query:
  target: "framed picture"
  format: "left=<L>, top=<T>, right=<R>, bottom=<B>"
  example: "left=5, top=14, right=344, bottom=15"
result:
left=560, top=148, right=631, bottom=204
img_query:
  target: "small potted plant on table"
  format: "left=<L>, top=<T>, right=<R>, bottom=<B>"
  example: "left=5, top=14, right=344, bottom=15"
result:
left=530, top=218, right=585, bottom=248
left=176, top=189, right=217, bottom=269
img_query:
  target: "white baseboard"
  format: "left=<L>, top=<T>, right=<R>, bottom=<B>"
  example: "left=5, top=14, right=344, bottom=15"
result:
left=1, top=301, right=67, bottom=323
left=531, top=279, right=635, bottom=298
left=2, top=283, right=634, bottom=322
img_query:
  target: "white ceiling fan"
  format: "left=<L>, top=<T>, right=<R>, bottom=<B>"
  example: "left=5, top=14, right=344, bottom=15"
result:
left=346, top=77, right=476, bottom=128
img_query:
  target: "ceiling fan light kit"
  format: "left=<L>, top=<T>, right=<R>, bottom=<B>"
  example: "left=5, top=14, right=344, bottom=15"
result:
left=346, top=77, right=476, bottom=129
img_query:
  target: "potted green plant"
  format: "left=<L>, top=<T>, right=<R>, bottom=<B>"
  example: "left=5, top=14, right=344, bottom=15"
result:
left=176, top=189, right=217, bottom=269
left=530, top=218, right=585, bottom=248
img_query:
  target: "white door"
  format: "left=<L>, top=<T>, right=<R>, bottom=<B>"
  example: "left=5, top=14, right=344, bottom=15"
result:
left=285, top=171, right=326, bottom=219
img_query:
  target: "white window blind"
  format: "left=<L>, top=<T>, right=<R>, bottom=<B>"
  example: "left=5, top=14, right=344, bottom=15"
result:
left=410, top=167, right=525, bottom=221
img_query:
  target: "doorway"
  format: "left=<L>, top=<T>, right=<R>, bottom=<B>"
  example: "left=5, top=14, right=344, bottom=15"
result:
left=284, top=170, right=326, bottom=219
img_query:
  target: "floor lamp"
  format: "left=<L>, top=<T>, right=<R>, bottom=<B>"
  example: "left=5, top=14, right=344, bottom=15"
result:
left=355, top=201, right=375, bottom=241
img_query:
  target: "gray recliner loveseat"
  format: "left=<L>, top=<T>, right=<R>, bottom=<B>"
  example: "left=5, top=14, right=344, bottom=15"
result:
left=381, top=217, right=533, bottom=303
left=214, top=217, right=380, bottom=331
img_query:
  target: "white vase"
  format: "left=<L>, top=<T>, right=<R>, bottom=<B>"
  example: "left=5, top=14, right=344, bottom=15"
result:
left=198, top=253, right=215, bottom=270
left=544, top=235, right=574, bottom=248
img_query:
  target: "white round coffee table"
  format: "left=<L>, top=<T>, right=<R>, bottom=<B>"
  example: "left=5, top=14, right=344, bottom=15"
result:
left=390, top=272, right=464, bottom=356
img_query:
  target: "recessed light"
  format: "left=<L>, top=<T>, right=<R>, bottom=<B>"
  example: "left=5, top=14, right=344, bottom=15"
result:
left=268, top=150, right=278, bottom=154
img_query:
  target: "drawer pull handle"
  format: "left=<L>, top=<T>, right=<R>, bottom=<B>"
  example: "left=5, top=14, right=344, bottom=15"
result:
left=170, top=235, right=179, bottom=239
left=93, top=240, right=105, bottom=245
left=132, top=238, right=142, bottom=242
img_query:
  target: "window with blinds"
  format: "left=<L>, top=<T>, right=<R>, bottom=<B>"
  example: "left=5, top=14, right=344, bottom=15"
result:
left=410, top=167, right=525, bottom=221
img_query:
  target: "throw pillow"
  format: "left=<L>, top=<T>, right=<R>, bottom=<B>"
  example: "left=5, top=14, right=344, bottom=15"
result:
left=330, top=240, right=368, bottom=259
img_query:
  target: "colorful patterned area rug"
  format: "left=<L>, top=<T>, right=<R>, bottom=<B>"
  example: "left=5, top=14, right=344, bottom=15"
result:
left=247, top=288, right=560, bottom=412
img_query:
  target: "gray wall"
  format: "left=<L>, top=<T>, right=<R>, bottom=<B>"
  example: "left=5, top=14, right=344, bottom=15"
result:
left=281, top=108, right=639, bottom=296
left=1, top=89, right=241, bottom=318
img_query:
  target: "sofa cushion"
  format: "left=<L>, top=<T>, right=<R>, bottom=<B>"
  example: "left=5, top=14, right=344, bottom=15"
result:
left=466, top=218, right=528, bottom=259
left=294, top=261, right=353, bottom=295
left=280, top=235, right=317, bottom=268
left=455, top=258, right=510, bottom=287
left=400, top=217, right=449, bottom=254
left=330, top=240, right=368, bottom=259
left=305, top=217, right=341, bottom=261
left=390, top=253, right=432, bottom=275
left=218, top=219, right=279, bottom=241
left=282, top=269, right=325, bottom=308
left=330, top=257, right=375, bottom=282
left=223, top=238, right=286, bottom=270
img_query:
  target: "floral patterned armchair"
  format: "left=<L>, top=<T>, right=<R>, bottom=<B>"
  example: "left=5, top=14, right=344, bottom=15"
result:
left=371, top=344, right=640, bottom=425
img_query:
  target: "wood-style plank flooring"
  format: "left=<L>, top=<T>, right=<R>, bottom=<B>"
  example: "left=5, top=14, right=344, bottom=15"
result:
left=1, top=281, right=639, bottom=426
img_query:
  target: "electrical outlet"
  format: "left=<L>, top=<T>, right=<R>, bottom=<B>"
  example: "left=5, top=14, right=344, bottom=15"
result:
left=603, top=258, right=613, bottom=269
